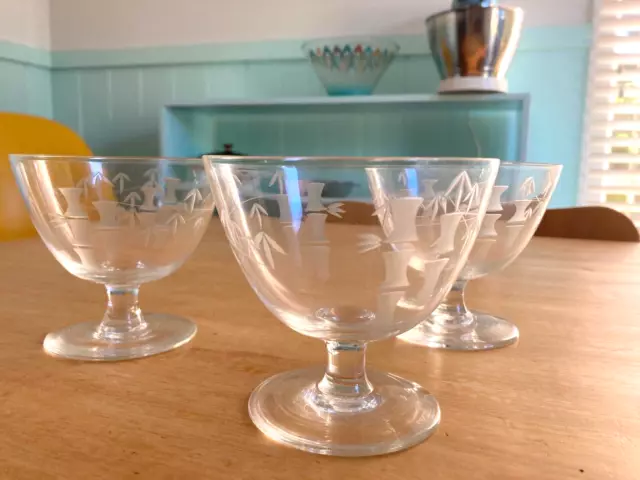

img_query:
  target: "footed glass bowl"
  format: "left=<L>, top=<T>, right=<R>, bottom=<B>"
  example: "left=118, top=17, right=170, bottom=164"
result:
left=11, top=155, right=214, bottom=361
left=205, top=156, right=499, bottom=456
left=303, top=37, right=399, bottom=96
left=400, top=161, right=562, bottom=351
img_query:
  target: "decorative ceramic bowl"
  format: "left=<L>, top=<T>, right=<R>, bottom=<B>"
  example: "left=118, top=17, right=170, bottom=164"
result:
left=303, top=37, right=400, bottom=96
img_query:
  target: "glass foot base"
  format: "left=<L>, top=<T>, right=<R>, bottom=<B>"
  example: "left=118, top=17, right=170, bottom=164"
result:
left=248, top=367, right=440, bottom=457
left=43, top=314, right=197, bottom=361
left=399, top=311, right=519, bottom=351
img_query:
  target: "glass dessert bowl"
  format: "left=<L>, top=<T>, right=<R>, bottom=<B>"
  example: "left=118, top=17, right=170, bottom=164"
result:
left=205, top=156, right=499, bottom=456
left=12, top=155, right=214, bottom=361
left=400, top=161, right=562, bottom=351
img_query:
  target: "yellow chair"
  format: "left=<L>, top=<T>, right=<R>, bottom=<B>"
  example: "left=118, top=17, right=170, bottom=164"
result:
left=0, top=113, right=92, bottom=241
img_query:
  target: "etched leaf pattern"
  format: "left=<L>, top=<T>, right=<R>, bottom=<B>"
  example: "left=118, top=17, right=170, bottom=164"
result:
left=269, top=170, right=285, bottom=194
left=326, top=202, right=345, bottom=218
left=519, top=177, right=536, bottom=198
left=372, top=191, right=393, bottom=230
left=462, top=183, right=479, bottom=212
left=166, top=212, right=186, bottom=234
left=249, top=203, right=268, bottom=228
left=357, top=233, right=383, bottom=254
left=444, top=171, right=473, bottom=212
left=92, top=172, right=113, bottom=186
left=265, top=235, right=286, bottom=255
left=253, top=230, right=285, bottom=269
left=224, top=190, right=288, bottom=269
left=223, top=168, right=493, bottom=272
left=58, top=168, right=212, bottom=240
left=124, top=192, right=141, bottom=208
left=185, top=188, right=203, bottom=212
left=143, top=167, right=160, bottom=186
left=112, top=172, right=130, bottom=194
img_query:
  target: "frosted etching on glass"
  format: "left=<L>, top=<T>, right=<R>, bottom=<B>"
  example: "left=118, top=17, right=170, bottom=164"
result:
left=400, top=162, right=563, bottom=351
left=12, top=156, right=215, bottom=362
left=206, top=156, right=500, bottom=457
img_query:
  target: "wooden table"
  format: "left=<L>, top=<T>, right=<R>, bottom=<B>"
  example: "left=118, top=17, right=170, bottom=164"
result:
left=1, top=221, right=639, bottom=479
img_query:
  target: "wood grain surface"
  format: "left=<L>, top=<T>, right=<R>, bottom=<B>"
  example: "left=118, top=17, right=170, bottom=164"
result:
left=0, top=219, right=638, bottom=480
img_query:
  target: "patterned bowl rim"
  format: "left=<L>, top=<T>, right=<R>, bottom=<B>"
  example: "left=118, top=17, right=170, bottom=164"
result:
left=301, top=37, right=400, bottom=55
left=204, top=156, right=500, bottom=168
left=498, top=161, right=564, bottom=169
left=10, top=155, right=206, bottom=165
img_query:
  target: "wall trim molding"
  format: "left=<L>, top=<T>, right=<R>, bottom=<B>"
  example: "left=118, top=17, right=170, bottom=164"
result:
left=0, top=41, right=51, bottom=68
left=48, top=25, right=592, bottom=70
left=1, top=25, right=591, bottom=70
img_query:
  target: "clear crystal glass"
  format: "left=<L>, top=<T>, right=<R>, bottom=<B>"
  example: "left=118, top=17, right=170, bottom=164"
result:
left=11, top=155, right=214, bottom=361
left=205, top=156, right=499, bottom=456
left=400, top=162, right=563, bottom=351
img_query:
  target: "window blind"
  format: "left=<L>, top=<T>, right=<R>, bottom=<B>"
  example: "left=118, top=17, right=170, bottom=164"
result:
left=583, top=0, right=640, bottom=226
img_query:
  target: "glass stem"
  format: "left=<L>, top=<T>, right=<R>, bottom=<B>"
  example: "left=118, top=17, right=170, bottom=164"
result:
left=96, top=286, right=148, bottom=342
left=431, top=280, right=474, bottom=327
left=312, top=341, right=379, bottom=413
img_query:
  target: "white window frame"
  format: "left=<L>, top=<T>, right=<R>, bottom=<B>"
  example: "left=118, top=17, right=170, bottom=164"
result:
left=581, top=0, right=640, bottom=226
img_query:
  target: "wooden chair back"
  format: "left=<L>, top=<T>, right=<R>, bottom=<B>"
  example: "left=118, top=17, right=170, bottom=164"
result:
left=535, top=206, right=639, bottom=242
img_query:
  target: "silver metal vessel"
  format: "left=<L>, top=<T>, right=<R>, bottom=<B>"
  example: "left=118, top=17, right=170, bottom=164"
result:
left=426, top=3, right=524, bottom=93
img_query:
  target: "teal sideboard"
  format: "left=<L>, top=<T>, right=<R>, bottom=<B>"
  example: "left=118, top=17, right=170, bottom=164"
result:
left=161, top=94, right=528, bottom=157
left=160, top=94, right=529, bottom=197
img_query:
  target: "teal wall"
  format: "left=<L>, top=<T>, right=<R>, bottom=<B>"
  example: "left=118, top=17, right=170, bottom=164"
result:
left=0, top=42, right=52, bottom=118
left=1, top=25, right=591, bottom=207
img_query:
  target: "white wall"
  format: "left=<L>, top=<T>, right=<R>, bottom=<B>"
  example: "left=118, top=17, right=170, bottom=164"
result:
left=50, top=0, right=593, bottom=51
left=0, top=0, right=50, bottom=49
